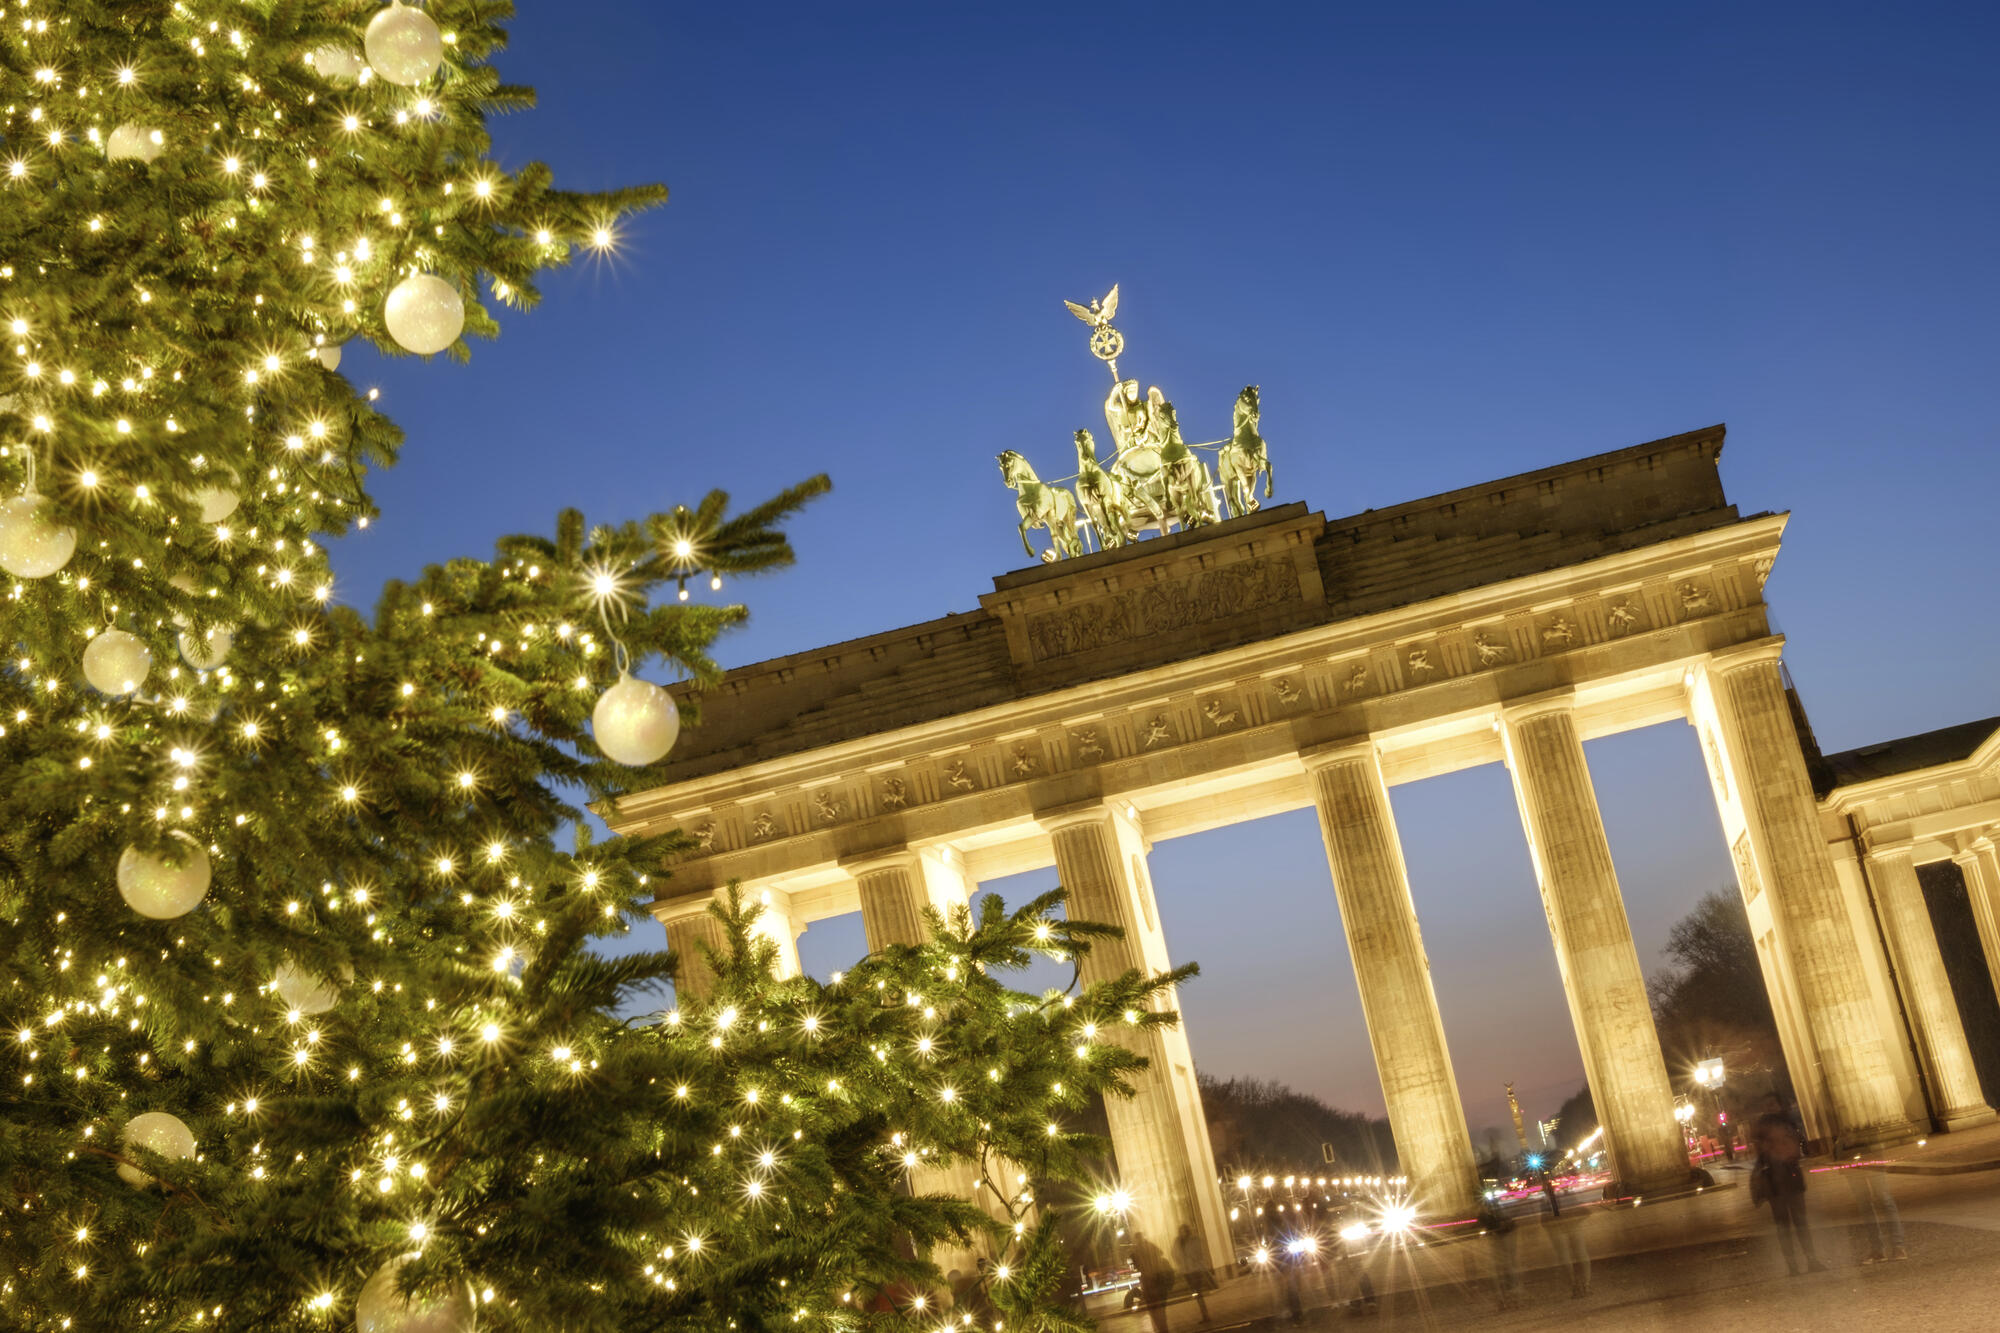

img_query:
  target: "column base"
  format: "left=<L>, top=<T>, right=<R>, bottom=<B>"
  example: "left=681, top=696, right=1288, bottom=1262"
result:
left=1833, top=1117, right=1926, bottom=1154
left=1939, top=1105, right=1999, bottom=1133
left=1604, top=1168, right=1711, bottom=1202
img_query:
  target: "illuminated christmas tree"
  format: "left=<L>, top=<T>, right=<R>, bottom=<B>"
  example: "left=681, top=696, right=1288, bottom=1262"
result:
left=0, top=4, right=1193, bottom=1329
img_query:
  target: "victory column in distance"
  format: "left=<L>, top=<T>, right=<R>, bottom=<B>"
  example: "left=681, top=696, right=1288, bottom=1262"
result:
left=998, top=286, right=1276, bottom=561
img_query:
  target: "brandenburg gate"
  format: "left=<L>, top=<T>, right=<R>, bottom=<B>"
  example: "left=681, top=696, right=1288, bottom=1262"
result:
left=609, top=298, right=1993, bottom=1266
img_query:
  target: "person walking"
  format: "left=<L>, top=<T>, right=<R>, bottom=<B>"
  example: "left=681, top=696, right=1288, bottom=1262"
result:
left=1844, top=1163, right=1908, bottom=1264
left=1475, top=1196, right=1522, bottom=1310
left=1751, top=1094, right=1828, bottom=1276
left=1172, top=1223, right=1214, bottom=1324
left=1539, top=1172, right=1592, bottom=1298
left=1129, top=1231, right=1177, bottom=1333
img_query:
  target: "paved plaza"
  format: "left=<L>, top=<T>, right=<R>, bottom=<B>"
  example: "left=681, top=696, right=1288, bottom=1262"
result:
left=1095, top=1148, right=2000, bottom=1332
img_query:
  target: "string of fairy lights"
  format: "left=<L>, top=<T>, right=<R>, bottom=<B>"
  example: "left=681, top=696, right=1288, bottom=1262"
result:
left=1, top=5, right=1182, bottom=1330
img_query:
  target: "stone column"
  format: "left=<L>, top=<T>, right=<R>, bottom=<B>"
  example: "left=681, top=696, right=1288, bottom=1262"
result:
left=1498, top=697, right=1690, bottom=1194
left=1043, top=803, right=1233, bottom=1268
left=664, top=909, right=729, bottom=1002
left=1868, top=847, right=1994, bottom=1128
left=1953, top=837, right=2000, bottom=1007
left=663, top=888, right=804, bottom=1002
left=1301, top=741, right=1479, bottom=1216
left=847, top=846, right=1005, bottom=1281
left=1704, top=644, right=1915, bottom=1143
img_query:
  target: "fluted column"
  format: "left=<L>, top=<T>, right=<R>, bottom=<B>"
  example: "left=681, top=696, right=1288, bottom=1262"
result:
left=1953, top=837, right=2000, bottom=1007
left=1868, top=847, right=1993, bottom=1128
left=1705, top=644, right=1915, bottom=1143
left=848, top=846, right=1009, bottom=1281
left=1044, top=803, right=1232, bottom=1268
left=1302, top=741, right=1479, bottom=1216
left=664, top=910, right=729, bottom=1002
left=664, top=888, right=804, bottom=1002
left=1499, top=697, right=1689, bottom=1194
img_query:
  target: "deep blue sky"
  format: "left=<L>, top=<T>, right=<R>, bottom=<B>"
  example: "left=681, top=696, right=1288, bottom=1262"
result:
left=328, top=2, right=1999, bottom=1138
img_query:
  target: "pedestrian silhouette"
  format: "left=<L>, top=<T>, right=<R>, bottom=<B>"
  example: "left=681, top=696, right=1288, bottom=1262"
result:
left=1750, top=1093, right=1827, bottom=1275
left=1173, top=1223, right=1214, bottom=1324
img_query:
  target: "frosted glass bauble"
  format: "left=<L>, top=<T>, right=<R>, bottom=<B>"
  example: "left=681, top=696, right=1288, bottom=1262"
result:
left=273, top=959, right=340, bottom=1015
left=383, top=274, right=464, bottom=355
left=106, top=124, right=164, bottom=163
left=179, top=625, right=234, bottom=670
left=310, top=44, right=367, bottom=82
left=592, top=673, right=681, bottom=766
left=316, top=342, right=344, bottom=371
left=355, top=1257, right=476, bottom=1333
left=193, top=485, right=240, bottom=523
left=117, top=834, right=211, bottom=919
left=83, top=628, right=153, bottom=696
left=118, top=1110, right=197, bottom=1187
left=0, top=492, right=77, bottom=578
left=365, top=3, right=444, bottom=87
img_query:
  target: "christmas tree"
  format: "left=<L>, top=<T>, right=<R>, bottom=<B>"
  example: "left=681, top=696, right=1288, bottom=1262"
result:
left=1, top=4, right=1198, bottom=1330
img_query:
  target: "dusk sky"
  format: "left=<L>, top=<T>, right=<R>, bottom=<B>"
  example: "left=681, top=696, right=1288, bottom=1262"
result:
left=326, top=2, right=1999, bottom=1141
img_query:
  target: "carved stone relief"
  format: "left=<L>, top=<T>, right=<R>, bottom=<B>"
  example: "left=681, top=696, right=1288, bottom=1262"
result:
left=944, top=759, right=977, bottom=792
left=1023, top=555, right=1304, bottom=662
left=1074, top=727, right=1105, bottom=762
left=1752, top=555, right=1774, bottom=590
left=1540, top=616, right=1576, bottom=649
left=1202, top=697, right=1240, bottom=730
left=1705, top=731, right=1729, bottom=804
left=750, top=811, right=779, bottom=841
left=1677, top=582, right=1714, bottom=615
left=1606, top=598, right=1641, bottom=636
left=1010, top=744, right=1039, bottom=777
left=1141, top=714, right=1175, bottom=750
left=1406, top=648, right=1434, bottom=680
left=812, top=789, right=844, bottom=824
left=1732, top=832, right=1761, bottom=902
left=1473, top=631, right=1510, bottom=666
left=880, top=776, right=908, bottom=810
left=1345, top=662, right=1370, bottom=696
left=691, top=820, right=716, bottom=853
left=1273, top=677, right=1303, bottom=705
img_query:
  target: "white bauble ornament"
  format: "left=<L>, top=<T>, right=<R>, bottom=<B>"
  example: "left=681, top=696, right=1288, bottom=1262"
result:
left=83, top=628, right=153, bottom=696
left=383, top=274, right=464, bottom=355
left=592, top=673, right=681, bottom=765
left=106, top=124, right=165, bottom=163
left=316, top=342, right=345, bottom=371
left=0, top=492, right=78, bottom=578
left=117, top=834, right=212, bottom=920
left=179, top=625, right=234, bottom=670
left=273, top=959, right=340, bottom=1015
left=356, top=1256, right=476, bottom=1333
left=193, top=485, right=240, bottom=523
left=364, top=3, right=444, bottom=87
left=310, top=43, right=367, bottom=82
left=117, top=1110, right=196, bottom=1188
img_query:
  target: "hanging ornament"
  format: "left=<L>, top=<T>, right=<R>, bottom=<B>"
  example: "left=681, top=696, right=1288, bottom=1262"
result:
left=384, top=274, right=465, bottom=355
left=364, top=3, right=445, bottom=87
left=117, top=834, right=212, bottom=920
left=117, top=1111, right=197, bottom=1188
left=592, top=672, right=681, bottom=765
left=355, top=1256, right=477, bottom=1333
left=310, top=43, right=367, bottom=82
left=192, top=484, right=240, bottom=524
left=273, top=959, right=340, bottom=1015
left=0, top=492, right=78, bottom=578
left=83, top=628, right=153, bottom=696
left=178, top=625, right=234, bottom=671
left=105, top=124, right=164, bottom=163
left=316, top=342, right=345, bottom=371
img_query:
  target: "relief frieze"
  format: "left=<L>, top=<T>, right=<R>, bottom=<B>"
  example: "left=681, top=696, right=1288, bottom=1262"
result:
left=1024, top=555, right=1304, bottom=663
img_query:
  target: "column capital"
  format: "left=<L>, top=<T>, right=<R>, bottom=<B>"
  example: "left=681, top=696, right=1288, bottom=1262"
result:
left=654, top=891, right=722, bottom=926
left=1034, top=797, right=1114, bottom=835
left=1705, top=636, right=1788, bottom=675
left=1296, top=735, right=1378, bottom=773
left=839, top=844, right=922, bottom=879
left=1498, top=688, right=1579, bottom=728
left=1863, top=840, right=1917, bottom=868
